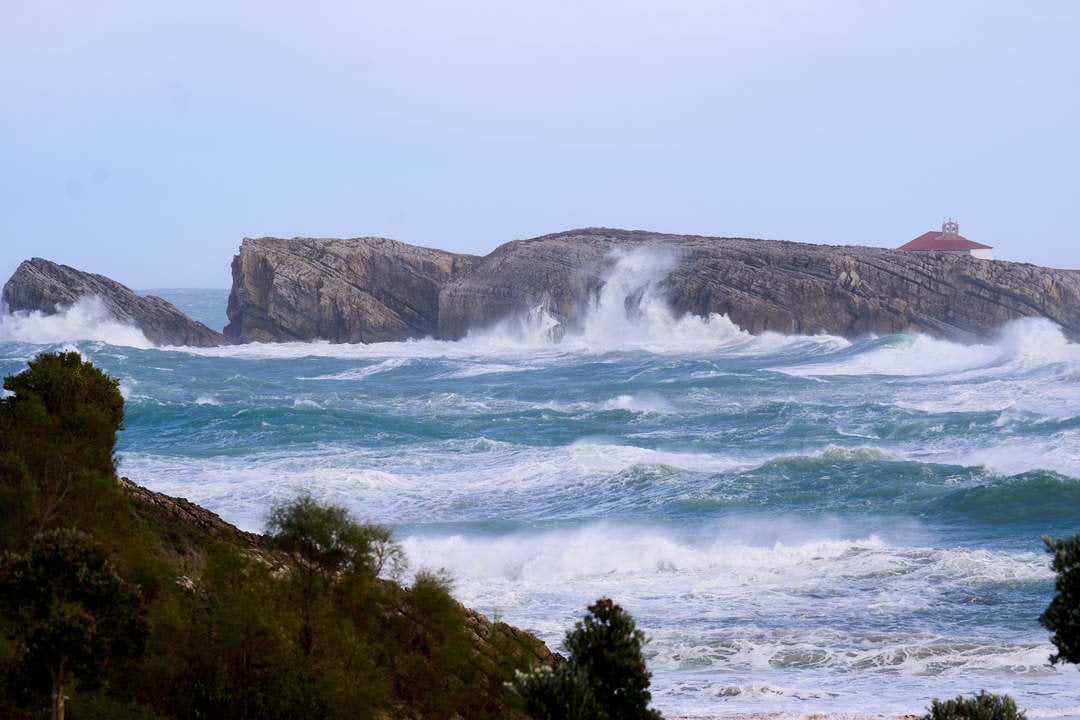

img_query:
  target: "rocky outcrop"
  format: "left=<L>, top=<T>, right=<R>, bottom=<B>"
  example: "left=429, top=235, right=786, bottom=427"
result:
left=2, top=258, right=227, bottom=347
left=223, top=228, right=1080, bottom=344
left=438, top=228, right=1080, bottom=343
left=224, top=236, right=478, bottom=343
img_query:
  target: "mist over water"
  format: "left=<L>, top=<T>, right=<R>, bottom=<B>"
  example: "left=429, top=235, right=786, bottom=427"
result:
left=2, top=253, right=1079, bottom=717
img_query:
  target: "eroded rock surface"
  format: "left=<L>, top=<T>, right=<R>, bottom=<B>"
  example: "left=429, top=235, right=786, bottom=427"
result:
left=224, top=236, right=478, bottom=343
left=438, top=228, right=1080, bottom=342
left=223, top=228, right=1080, bottom=344
left=2, top=258, right=227, bottom=346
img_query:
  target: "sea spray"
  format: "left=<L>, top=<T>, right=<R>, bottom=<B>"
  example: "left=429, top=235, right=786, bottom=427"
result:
left=0, top=296, right=152, bottom=348
left=472, top=247, right=752, bottom=352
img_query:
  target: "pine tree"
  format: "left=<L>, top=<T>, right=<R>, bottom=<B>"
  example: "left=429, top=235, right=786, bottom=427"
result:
left=515, top=597, right=662, bottom=720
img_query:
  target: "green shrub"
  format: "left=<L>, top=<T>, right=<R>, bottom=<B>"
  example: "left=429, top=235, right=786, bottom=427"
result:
left=1040, top=534, right=1080, bottom=666
left=0, top=351, right=126, bottom=548
left=922, top=690, right=1027, bottom=720
left=0, top=528, right=147, bottom=720
left=514, top=597, right=662, bottom=720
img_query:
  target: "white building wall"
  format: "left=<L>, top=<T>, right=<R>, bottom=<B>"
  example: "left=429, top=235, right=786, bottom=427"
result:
left=969, top=248, right=993, bottom=260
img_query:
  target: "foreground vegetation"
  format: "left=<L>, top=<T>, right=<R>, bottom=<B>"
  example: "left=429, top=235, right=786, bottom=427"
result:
left=0, top=352, right=548, bottom=719
left=513, top=597, right=662, bottom=720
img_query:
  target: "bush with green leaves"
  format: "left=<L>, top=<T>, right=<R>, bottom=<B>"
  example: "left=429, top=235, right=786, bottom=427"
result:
left=921, top=690, right=1026, bottom=720
left=0, top=528, right=147, bottom=720
left=266, top=492, right=403, bottom=656
left=514, top=597, right=663, bottom=720
left=0, top=351, right=126, bottom=548
left=1040, top=534, right=1080, bottom=666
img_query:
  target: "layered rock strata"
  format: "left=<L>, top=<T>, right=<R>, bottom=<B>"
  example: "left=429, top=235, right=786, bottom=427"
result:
left=224, top=236, right=478, bottom=343
left=437, top=228, right=1080, bottom=343
left=2, top=258, right=227, bottom=347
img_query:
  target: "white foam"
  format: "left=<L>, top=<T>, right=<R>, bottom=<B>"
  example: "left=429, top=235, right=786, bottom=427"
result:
left=399, top=522, right=1048, bottom=596
left=393, top=522, right=1060, bottom=717
left=996, top=317, right=1077, bottom=367
left=955, top=436, right=1080, bottom=478
left=600, top=392, right=675, bottom=414
left=779, top=334, right=1000, bottom=378
left=400, top=526, right=895, bottom=584
left=178, top=248, right=845, bottom=360
left=780, top=318, right=1078, bottom=380
left=435, top=362, right=537, bottom=379
left=0, top=296, right=152, bottom=348
left=299, top=357, right=414, bottom=380
left=471, top=247, right=761, bottom=355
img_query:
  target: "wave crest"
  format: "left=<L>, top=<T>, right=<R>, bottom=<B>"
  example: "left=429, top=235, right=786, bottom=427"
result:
left=0, top=296, right=152, bottom=348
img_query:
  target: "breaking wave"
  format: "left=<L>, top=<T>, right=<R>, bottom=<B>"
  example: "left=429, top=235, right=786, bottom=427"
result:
left=0, top=296, right=152, bottom=348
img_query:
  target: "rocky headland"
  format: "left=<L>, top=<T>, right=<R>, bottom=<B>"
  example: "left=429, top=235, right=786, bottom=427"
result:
left=230, top=228, right=1080, bottom=344
left=2, top=257, right=227, bottom=346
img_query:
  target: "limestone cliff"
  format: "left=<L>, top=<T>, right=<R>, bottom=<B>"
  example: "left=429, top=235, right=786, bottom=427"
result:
left=438, top=228, right=1080, bottom=343
left=224, top=236, right=478, bottom=343
left=2, top=258, right=227, bottom=347
left=224, top=228, right=1080, bottom=345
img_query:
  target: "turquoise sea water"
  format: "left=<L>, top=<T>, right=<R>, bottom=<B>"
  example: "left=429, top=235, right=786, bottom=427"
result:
left=2, top=264, right=1079, bottom=717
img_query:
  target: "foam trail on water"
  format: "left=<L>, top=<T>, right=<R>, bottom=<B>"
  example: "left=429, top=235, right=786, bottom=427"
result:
left=0, top=296, right=152, bottom=348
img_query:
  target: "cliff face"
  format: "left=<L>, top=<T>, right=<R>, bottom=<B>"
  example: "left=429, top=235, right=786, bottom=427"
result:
left=224, top=236, right=478, bottom=343
left=438, top=228, right=1080, bottom=343
left=223, top=228, right=1080, bottom=345
left=2, top=258, right=227, bottom=347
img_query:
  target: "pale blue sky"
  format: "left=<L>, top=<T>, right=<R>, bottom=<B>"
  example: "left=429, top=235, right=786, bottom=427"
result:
left=3, top=1, right=1078, bottom=288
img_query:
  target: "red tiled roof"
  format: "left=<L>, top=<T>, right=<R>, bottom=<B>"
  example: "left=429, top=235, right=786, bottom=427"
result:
left=898, top=231, right=993, bottom=251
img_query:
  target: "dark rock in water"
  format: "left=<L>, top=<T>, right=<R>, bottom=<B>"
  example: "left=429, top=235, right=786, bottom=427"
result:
left=2, top=258, right=227, bottom=347
left=438, top=228, right=1080, bottom=343
left=224, top=236, right=478, bottom=343
left=225, top=228, right=1080, bottom=344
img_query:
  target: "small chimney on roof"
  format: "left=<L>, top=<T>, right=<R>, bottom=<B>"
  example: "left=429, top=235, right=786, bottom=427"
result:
left=941, top=218, right=959, bottom=238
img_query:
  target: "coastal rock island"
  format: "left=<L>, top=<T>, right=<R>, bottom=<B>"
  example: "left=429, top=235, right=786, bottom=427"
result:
left=224, top=236, right=478, bottom=343
left=230, top=228, right=1080, bottom=344
left=2, top=258, right=227, bottom=347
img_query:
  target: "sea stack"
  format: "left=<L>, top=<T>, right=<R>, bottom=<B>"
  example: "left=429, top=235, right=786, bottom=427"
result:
left=2, top=258, right=227, bottom=347
left=223, top=236, right=478, bottom=343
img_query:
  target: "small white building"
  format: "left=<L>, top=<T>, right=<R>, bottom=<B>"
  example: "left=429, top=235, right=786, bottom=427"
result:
left=898, top=220, right=993, bottom=259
